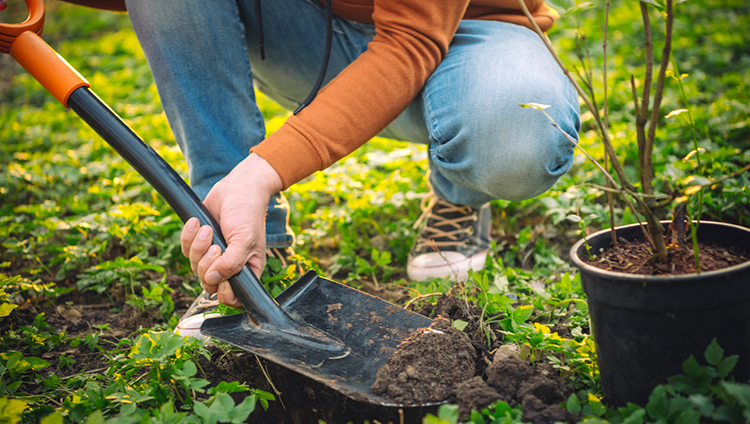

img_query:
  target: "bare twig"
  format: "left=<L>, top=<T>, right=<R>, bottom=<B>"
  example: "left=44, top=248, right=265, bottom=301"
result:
left=584, top=183, right=670, bottom=199
left=602, top=0, right=617, bottom=245
left=255, top=355, right=286, bottom=411
left=514, top=0, right=634, bottom=192
left=691, top=163, right=750, bottom=189
left=637, top=2, right=654, bottom=187
left=404, top=292, right=443, bottom=309
left=644, top=0, right=674, bottom=198
left=529, top=104, right=655, bottom=247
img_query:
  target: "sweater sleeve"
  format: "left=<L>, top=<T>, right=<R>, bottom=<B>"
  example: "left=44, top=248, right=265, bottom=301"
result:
left=250, top=0, right=470, bottom=189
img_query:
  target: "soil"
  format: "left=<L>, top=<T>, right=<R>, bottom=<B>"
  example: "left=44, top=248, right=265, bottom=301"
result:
left=371, top=318, right=476, bottom=404
left=5, top=278, right=577, bottom=424
left=584, top=239, right=748, bottom=275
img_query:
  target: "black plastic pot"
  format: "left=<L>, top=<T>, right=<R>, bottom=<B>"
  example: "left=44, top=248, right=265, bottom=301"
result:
left=570, top=221, right=750, bottom=407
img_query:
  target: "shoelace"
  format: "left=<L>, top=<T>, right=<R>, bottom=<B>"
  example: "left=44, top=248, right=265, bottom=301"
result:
left=266, top=247, right=291, bottom=268
left=413, top=195, right=477, bottom=251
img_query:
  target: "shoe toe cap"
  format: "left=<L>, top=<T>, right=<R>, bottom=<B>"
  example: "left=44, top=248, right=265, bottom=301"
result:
left=174, top=313, right=222, bottom=339
left=408, top=251, right=471, bottom=268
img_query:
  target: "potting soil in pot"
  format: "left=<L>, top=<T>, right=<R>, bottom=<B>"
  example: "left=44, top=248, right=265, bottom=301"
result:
left=371, top=317, right=476, bottom=404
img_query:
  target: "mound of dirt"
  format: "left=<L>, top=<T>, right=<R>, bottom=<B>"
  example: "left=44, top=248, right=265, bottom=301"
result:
left=370, top=314, right=576, bottom=424
left=482, top=346, right=576, bottom=423
left=371, top=317, right=476, bottom=404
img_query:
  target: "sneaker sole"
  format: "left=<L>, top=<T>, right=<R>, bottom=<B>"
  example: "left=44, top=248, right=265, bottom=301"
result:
left=407, top=249, right=489, bottom=282
left=174, top=313, right=223, bottom=339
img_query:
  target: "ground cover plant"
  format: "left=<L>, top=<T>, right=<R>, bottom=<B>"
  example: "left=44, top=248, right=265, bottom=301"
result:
left=1, top=0, right=749, bottom=423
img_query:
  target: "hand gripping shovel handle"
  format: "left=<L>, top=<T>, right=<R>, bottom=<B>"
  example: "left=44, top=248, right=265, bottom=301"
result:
left=1, top=0, right=293, bottom=328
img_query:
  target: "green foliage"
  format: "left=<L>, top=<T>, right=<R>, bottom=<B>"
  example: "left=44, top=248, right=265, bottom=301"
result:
left=1, top=1, right=748, bottom=423
left=0, top=397, right=28, bottom=424
left=570, top=339, right=750, bottom=424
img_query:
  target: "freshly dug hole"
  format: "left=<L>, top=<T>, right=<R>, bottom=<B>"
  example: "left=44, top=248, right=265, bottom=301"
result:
left=371, top=317, right=476, bottom=404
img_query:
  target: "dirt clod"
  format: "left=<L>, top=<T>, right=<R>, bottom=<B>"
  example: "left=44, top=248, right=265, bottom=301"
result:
left=455, top=377, right=502, bottom=418
left=522, top=394, right=577, bottom=424
left=486, top=355, right=532, bottom=402
left=371, top=317, right=476, bottom=404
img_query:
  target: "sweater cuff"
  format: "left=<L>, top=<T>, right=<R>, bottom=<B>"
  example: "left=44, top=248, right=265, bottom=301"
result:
left=249, top=120, right=325, bottom=190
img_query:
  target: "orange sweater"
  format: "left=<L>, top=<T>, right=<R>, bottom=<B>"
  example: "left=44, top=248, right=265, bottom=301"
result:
left=252, top=0, right=558, bottom=189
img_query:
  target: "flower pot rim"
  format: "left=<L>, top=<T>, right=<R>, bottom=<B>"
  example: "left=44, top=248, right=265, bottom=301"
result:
left=570, top=220, right=750, bottom=282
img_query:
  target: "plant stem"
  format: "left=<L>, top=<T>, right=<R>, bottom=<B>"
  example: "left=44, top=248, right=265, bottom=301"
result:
left=514, top=0, right=634, bottom=193
left=644, top=0, right=674, bottom=200
left=603, top=0, right=617, bottom=246
left=637, top=2, right=653, bottom=191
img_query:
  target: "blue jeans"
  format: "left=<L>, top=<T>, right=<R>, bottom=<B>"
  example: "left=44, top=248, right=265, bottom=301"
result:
left=126, top=0, right=580, bottom=248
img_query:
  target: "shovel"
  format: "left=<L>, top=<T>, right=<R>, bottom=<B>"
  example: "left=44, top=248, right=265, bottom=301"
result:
left=2, top=0, right=435, bottom=406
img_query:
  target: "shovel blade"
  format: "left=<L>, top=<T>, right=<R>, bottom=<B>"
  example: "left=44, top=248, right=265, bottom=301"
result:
left=201, top=271, right=434, bottom=406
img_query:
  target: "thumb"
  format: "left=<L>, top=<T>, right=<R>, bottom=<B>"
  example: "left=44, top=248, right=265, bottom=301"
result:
left=206, top=242, right=255, bottom=285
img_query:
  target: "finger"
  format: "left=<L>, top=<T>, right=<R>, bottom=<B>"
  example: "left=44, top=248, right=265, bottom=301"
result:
left=196, top=244, right=221, bottom=287
left=217, top=281, right=242, bottom=309
left=189, top=225, right=214, bottom=273
left=180, top=217, right=200, bottom=258
left=246, top=250, right=267, bottom=280
left=204, top=240, right=254, bottom=287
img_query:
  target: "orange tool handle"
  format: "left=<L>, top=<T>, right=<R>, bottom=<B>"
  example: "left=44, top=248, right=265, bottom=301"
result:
left=1, top=0, right=90, bottom=107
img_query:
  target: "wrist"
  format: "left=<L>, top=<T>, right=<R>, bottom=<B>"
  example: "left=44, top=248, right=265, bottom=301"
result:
left=235, top=153, right=284, bottom=195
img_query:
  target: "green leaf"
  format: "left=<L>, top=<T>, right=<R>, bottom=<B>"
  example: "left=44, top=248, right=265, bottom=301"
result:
left=227, top=394, right=257, bottom=423
left=681, top=355, right=710, bottom=386
left=704, top=338, right=723, bottom=366
left=623, top=408, right=646, bottom=424
left=25, top=356, right=51, bottom=370
left=182, top=360, right=197, bottom=378
left=85, top=410, right=104, bottom=424
left=469, top=409, right=486, bottom=424
left=566, top=393, right=581, bottom=414
left=519, top=102, right=551, bottom=110
left=5, top=352, right=22, bottom=371
left=511, top=305, right=533, bottom=323
left=0, top=303, right=18, bottom=318
left=674, top=409, right=701, bottom=424
left=436, top=404, right=459, bottom=424
left=721, top=381, right=750, bottom=408
left=0, top=397, right=28, bottom=424
left=566, top=214, right=582, bottom=223
left=646, top=386, right=668, bottom=419
left=712, top=404, right=744, bottom=422
left=665, top=109, right=689, bottom=119
left=193, top=402, right=216, bottom=424
left=40, top=411, right=63, bottom=424
left=640, top=0, right=664, bottom=9
left=717, top=355, right=739, bottom=379
left=452, top=320, right=469, bottom=332
left=208, top=381, right=250, bottom=395
left=565, top=2, right=594, bottom=15
left=687, top=394, right=714, bottom=417
left=588, top=393, right=606, bottom=417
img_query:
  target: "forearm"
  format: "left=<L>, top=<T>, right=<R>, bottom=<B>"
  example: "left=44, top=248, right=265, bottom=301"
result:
left=252, top=0, right=469, bottom=189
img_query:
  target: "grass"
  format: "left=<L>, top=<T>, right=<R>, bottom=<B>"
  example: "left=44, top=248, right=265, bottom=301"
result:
left=1, top=0, right=749, bottom=422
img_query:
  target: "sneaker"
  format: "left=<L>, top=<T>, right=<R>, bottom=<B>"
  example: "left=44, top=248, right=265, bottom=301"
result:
left=174, top=291, right=222, bottom=338
left=407, top=194, right=491, bottom=282
left=174, top=247, right=296, bottom=338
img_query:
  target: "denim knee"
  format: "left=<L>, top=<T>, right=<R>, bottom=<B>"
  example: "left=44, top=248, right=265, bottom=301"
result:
left=427, top=69, right=579, bottom=206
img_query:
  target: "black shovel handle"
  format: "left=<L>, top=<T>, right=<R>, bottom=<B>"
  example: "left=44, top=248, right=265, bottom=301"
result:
left=67, top=87, right=292, bottom=327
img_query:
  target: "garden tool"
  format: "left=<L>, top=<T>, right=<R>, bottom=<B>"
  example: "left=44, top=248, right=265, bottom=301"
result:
left=1, top=0, right=435, bottom=406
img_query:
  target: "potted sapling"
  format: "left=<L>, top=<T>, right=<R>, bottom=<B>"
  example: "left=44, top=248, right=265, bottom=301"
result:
left=517, top=0, right=750, bottom=406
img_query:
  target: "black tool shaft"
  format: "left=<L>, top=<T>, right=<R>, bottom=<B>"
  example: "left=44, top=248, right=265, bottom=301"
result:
left=67, top=87, right=293, bottom=327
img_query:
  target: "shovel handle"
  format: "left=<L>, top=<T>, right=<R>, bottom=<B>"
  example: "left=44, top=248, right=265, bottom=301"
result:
left=0, top=0, right=44, bottom=54
left=3, top=0, right=292, bottom=326
left=65, top=88, right=293, bottom=326
left=2, top=0, right=90, bottom=107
